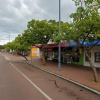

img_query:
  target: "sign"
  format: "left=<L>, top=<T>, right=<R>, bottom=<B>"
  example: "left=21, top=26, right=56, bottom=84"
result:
left=33, top=51, right=37, bottom=54
left=69, top=39, right=100, bottom=47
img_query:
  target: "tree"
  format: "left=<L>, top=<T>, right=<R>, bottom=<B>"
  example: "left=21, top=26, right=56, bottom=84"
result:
left=0, top=45, right=4, bottom=51
left=23, top=19, right=59, bottom=65
left=14, top=34, right=31, bottom=60
left=64, top=0, right=100, bottom=82
left=4, top=42, right=15, bottom=52
left=4, top=34, right=31, bottom=60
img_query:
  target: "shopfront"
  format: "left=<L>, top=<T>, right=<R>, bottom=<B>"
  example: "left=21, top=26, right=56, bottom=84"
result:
left=84, top=46, right=100, bottom=68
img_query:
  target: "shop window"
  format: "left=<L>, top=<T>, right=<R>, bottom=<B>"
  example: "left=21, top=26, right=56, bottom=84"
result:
left=95, top=52, right=100, bottom=62
left=85, top=52, right=91, bottom=62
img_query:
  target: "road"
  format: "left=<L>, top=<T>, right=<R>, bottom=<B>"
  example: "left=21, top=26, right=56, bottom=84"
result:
left=0, top=53, right=100, bottom=100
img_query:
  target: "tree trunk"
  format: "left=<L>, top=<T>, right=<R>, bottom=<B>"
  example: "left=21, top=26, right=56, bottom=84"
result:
left=85, top=49, right=99, bottom=83
left=20, top=51, right=28, bottom=61
left=22, top=55, right=28, bottom=61
left=42, top=45, right=45, bottom=65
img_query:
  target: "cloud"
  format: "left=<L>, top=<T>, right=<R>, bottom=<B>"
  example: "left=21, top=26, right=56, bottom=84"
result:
left=0, top=0, right=76, bottom=45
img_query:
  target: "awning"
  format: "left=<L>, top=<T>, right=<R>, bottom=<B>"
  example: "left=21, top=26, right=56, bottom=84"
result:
left=68, top=39, right=100, bottom=47
left=36, top=39, right=100, bottom=48
left=36, top=45, right=42, bottom=48
left=45, top=43, right=68, bottom=48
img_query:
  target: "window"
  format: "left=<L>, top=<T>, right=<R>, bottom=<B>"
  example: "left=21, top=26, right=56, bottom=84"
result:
left=85, top=52, right=91, bottom=62
left=95, top=52, right=100, bottom=62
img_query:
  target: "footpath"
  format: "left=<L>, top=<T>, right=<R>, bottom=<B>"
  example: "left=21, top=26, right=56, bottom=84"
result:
left=3, top=53, right=100, bottom=94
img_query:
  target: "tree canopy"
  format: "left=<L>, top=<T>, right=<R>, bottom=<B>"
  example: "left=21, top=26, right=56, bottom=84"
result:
left=21, top=19, right=60, bottom=64
left=67, top=0, right=100, bottom=43
left=23, top=19, right=59, bottom=46
left=63, top=0, right=100, bottom=82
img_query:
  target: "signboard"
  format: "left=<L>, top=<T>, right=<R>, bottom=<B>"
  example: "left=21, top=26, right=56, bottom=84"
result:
left=69, top=39, right=100, bottom=47
left=33, top=51, right=37, bottom=54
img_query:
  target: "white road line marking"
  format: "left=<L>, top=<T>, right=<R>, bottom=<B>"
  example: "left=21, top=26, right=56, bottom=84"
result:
left=9, top=62, right=52, bottom=100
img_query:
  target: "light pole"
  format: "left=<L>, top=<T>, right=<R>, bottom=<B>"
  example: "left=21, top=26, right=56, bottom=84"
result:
left=9, top=33, right=10, bottom=42
left=58, top=0, right=61, bottom=71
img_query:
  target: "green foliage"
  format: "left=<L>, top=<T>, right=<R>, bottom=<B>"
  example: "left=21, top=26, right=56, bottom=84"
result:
left=14, top=34, right=30, bottom=52
left=64, top=0, right=100, bottom=44
left=24, top=19, right=59, bottom=46
left=0, top=45, right=4, bottom=50
left=4, top=34, right=30, bottom=55
left=4, top=42, right=15, bottom=52
left=72, top=0, right=100, bottom=7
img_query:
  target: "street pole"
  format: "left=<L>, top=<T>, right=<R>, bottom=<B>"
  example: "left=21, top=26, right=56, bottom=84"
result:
left=9, top=33, right=10, bottom=43
left=58, top=0, right=61, bottom=71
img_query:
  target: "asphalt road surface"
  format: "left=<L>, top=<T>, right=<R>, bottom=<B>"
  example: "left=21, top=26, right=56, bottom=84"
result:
left=0, top=53, right=100, bottom=100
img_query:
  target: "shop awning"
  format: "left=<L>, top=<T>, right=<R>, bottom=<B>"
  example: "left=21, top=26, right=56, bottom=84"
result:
left=69, top=39, right=100, bottom=47
left=36, top=45, right=42, bottom=48
left=45, top=43, right=68, bottom=48
left=36, top=39, right=100, bottom=48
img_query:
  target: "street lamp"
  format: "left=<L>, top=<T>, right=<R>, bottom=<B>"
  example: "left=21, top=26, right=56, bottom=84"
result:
left=9, top=33, right=10, bottom=43
left=58, top=0, right=61, bottom=71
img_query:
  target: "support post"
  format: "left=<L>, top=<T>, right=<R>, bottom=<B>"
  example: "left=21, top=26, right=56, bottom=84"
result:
left=58, top=0, right=61, bottom=71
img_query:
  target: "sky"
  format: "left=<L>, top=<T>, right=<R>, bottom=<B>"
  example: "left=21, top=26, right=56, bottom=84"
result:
left=0, top=0, right=77, bottom=45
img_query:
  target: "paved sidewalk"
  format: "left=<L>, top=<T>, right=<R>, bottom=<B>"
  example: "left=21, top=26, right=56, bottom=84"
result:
left=3, top=53, right=100, bottom=92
